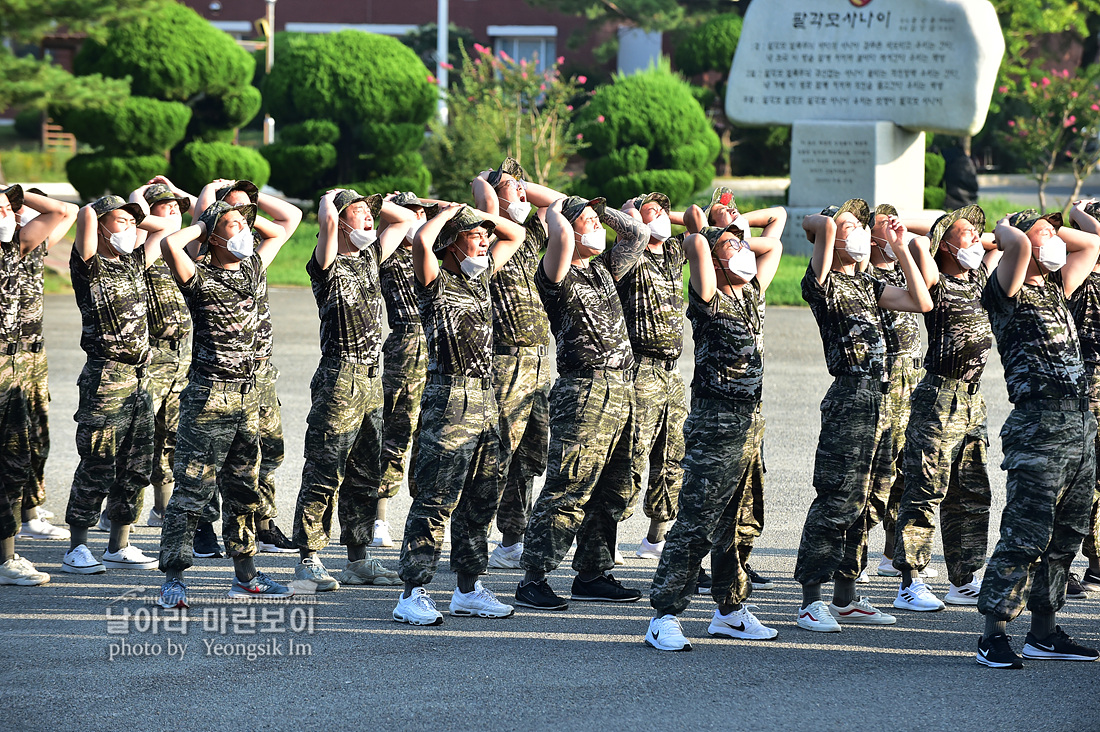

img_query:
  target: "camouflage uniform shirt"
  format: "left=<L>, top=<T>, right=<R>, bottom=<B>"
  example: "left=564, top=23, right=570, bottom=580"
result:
left=179, top=253, right=262, bottom=384
left=982, top=270, right=1086, bottom=403
left=380, top=245, right=421, bottom=328
left=923, top=265, right=992, bottom=382
left=144, top=257, right=192, bottom=344
left=17, top=240, right=45, bottom=348
left=1069, top=270, right=1100, bottom=371
left=416, top=254, right=494, bottom=377
left=687, top=279, right=765, bottom=402
left=872, top=266, right=922, bottom=364
left=70, top=245, right=151, bottom=365
left=490, top=213, right=550, bottom=347
left=801, top=264, right=888, bottom=378
left=306, top=239, right=384, bottom=366
left=616, top=234, right=686, bottom=359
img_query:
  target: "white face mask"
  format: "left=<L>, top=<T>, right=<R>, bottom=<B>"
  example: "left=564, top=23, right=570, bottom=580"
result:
left=839, top=226, right=871, bottom=263
left=648, top=213, right=671, bottom=242
left=506, top=200, right=532, bottom=224
left=873, top=235, right=897, bottom=261
left=457, top=250, right=490, bottom=278
left=405, top=217, right=426, bottom=242
left=731, top=215, right=751, bottom=241
left=102, top=225, right=137, bottom=255
left=722, top=245, right=757, bottom=281
left=0, top=214, right=15, bottom=242
left=164, top=213, right=183, bottom=235
left=577, top=226, right=606, bottom=254
left=955, top=242, right=985, bottom=271
left=1038, top=234, right=1067, bottom=272
left=346, top=227, right=377, bottom=250
left=224, top=228, right=254, bottom=260
left=18, top=209, right=38, bottom=228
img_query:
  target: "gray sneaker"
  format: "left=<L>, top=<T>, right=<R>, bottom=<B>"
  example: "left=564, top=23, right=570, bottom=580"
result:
left=294, top=556, right=339, bottom=592
left=228, top=571, right=294, bottom=599
left=338, top=557, right=401, bottom=586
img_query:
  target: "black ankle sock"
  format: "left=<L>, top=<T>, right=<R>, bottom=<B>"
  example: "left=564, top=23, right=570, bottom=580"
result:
left=833, top=578, right=856, bottom=607
left=1030, top=611, right=1056, bottom=639
left=984, top=616, right=1008, bottom=639
left=801, top=582, right=822, bottom=607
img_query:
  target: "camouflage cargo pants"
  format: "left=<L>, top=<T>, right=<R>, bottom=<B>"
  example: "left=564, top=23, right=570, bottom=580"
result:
left=399, top=378, right=501, bottom=586
left=979, top=406, right=1096, bottom=621
left=16, top=347, right=48, bottom=510
left=650, top=399, right=764, bottom=616
left=865, top=358, right=922, bottom=561
left=1082, top=374, right=1100, bottom=564
left=292, top=358, right=384, bottom=551
left=147, top=342, right=189, bottom=492
left=521, top=372, right=635, bottom=575
left=255, top=360, right=284, bottom=520
left=893, top=377, right=991, bottom=585
left=492, top=347, right=550, bottom=538
left=794, top=379, right=888, bottom=586
left=64, top=360, right=153, bottom=529
left=735, top=444, right=765, bottom=566
left=380, top=329, right=427, bottom=499
left=624, top=363, right=687, bottom=523
left=0, top=354, right=32, bottom=540
left=159, top=378, right=261, bottom=572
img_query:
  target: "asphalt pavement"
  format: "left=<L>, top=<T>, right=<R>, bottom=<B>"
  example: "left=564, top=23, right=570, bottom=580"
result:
left=1, top=288, right=1097, bottom=731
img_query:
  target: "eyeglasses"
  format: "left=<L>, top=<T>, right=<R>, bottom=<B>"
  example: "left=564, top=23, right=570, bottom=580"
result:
left=495, top=179, right=527, bottom=194
left=576, top=215, right=600, bottom=227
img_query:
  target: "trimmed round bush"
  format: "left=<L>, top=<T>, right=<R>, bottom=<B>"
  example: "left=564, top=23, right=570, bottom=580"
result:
left=67, top=153, right=169, bottom=200
left=674, top=14, right=743, bottom=77
left=925, top=152, right=946, bottom=187
left=279, top=120, right=340, bottom=147
left=171, top=141, right=271, bottom=195
left=261, top=143, right=339, bottom=200
left=924, top=185, right=947, bottom=210
left=14, top=109, right=41, bottom=139
left=61, top=97, right=191, bottom=156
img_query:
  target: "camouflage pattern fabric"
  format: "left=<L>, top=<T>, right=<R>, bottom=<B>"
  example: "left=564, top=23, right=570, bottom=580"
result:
left=794, top=381, right=887, bottom=585
left=801, top=264, right=888, bottom=379
left=520, top=373, right=635, bottom=575
left=0, top=355, right=32, bottom=539
left=307, top=242, right=385, bottom=365
left=379, top=246, right=421, bottom=329
left=179, top=253, right=262, bottom=384
left=490, top=212, right=550, bottom=348
left=144, top=257, right=192, bottom=344
left=923, top=267, right=992, bottom=382
left=1083, top=373, right=1100, bottom=564
left=70, top=246, right=151, bottom=366
left=735, top=447, right=766, bottom=565
left=416, top=254, right=495, bottom=378
left=380, top=330, right=427, bottom=498
left=255, top=360, right=284, bottom=520
left=982, top=271, right=1087, bottom=404
left=687, top=280, right=766, bottom=403
left=871, top=266, right=923, bottom=366
left=147, top=344, right=189, bottom=494
left=17, top=242, right=45, bottom=346
left=255, top=270, right=273, bottom=361
left=64, top=361, right=153, bottom=528
left=894, top=378, right=991, bottom=585
left=650, top=401, right=764, bottom=615
left=492, top=349, right=551, bottom=537
left=16, top=349, right=48, bottom=510
left=624, top=364, right=686, bottom=523
left=978, top=408, right=1096, bottom=620
left=292, top=358, right=384, bottom=551
left=159, top=382, right=262, bottom=572
left=399, top=382, right=501, bottom=585
left=615, top=234, right=686, bottom=360
left=1070, top=276, right=1100, bottom=563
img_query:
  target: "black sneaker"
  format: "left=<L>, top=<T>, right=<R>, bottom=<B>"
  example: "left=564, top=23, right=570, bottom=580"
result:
left=1066, top=572, right=1089, bottom=600
left=976, top=633, right=1023, bottom=669
left=696, top=567, right=712, bottom=594
left=515, top=579, right=569, bottom=611
left=193, top=521, right=223, bottom=559
left=571, top=573, right=642, bottom=603
left=1021, top=626, right=1100, bottom=662
left=746, top=564, right=775, bottom=590
left=1081, top=567, right=1100, bottom=593
left=257, top=524, right=297, bottom=553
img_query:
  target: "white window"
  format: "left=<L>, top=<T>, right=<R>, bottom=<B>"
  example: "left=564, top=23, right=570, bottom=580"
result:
left=487, top=25, right=557, bottom=74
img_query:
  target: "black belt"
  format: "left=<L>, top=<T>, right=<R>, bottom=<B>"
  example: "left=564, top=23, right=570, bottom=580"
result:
left=561, top=368, right=633, bottom=382
left=4, top=343, right=18, bottom=355
left=635, top=356, right=678, bottom=371
left=191, top=373, right=254, bottom=394
left=390, top=324, right=422, bottom=335
left=20, top=341, right=44, bottom=354
left=88, top=359, right=146, bottom=379
left=1015, top=398, right=1089, bottom=413
left=427, top=373, right=492, bottom=389
left=926, top=372, right=980, bottom=395
left=494, top=344, right=549, bottom=357
left=151, top=337, right=183, bottom=351
left=834, top=374, right=890, bottom=393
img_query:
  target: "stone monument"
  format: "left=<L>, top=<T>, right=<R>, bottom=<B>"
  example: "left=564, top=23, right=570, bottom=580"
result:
left=725, top=0, right=1004, bottom=253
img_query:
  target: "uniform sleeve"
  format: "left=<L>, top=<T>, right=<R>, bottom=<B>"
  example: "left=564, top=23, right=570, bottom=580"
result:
left=800, top=261, right=826, bottom=306
left=600, top=206, right=650, bottom=281
left=524, top=212, right=548, bottom=254
left=868, top=272, right=887, bottom=303
left=178, top=267, right=202, bottom=298
left=981, top=267, right=1013, bottom=316
left=535, top=257, right=568, bottom=305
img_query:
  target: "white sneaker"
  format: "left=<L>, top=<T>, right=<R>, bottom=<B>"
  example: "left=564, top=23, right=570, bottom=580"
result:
left=829, top=596, right=897, bottom=625
left=855, top=569, right=870, bottom=584
left=488, top=542, right=523, bottom=569
left=797, top=600, right=841, bottom=632
left=877, top=556, right=900, bottom=576
left=893, top=581, right=946, bottom=612
left=95, top=513, right=111, bottom=532
left=614, top=547, right=625, bottom=565
left=62, top=544, right=106, bottom=574
left=147, top=508, right=165, bottom=528
left=635, top=537, right=665, bottom=560
left=708, top=605, right=778, bottom=640
left=36, top=507, right=55, bottom=521
left=101, top=545, right=158, bottom=570
left=442, top=522, right=451, bottom=545
left=920, top=566, right=939, bottom=579
left=0, top=555, right=50, bottom=585
left=18, top=518, right=70, bottom=540
left=393, top=587, right=444, bottom=626
left=944, top=576, right=982, bottom=606
left=449, top=581, right=514, bottom=618
left=370, top=520, right=395, bottom=548
left=645, top=614, right=693, bottom=651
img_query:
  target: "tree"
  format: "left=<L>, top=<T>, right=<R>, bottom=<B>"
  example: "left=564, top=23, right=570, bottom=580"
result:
left=401, top=23, right=477, bottom=70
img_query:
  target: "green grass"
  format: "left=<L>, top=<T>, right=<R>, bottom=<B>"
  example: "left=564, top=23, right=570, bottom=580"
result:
left=266, top=220, right=318, bottom=287
left=0, top=149, right=73, bottom=182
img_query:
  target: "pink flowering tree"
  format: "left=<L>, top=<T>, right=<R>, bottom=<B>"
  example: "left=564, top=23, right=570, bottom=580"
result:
left=424, top=43, right=588, bottom=202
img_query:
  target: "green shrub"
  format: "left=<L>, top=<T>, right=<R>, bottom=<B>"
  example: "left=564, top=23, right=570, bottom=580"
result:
left=925, top=152, right=946, bottom=187
left=0, top=150, right=73, bottom=183
left=924, top=185, right=946, bottom=210
left=674, top=14, right=743, bottom=78
left=60, top=97, right=191, bottom=155
left=67, top=153, right=169, bottom=200
left=14, top=108, right=41, bottom=139
left=279, top=120, right=340, bottom=147
left=261, top=143, right=338, bottom=200
left=171, top=141, right=270, bottom=194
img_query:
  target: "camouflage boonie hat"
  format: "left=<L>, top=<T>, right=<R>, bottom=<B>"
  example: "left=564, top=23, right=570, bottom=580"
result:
left=874, top=203, right=898, bottom=222
left=199, top=200, right=256, bottom=239
left=0, top=184, right=24, bottom=213
left=215, top=180, right=260, bottom=205
left=699, top=224, right=746, bottom=252
left=705, top=187, right=737, bottom=216
left=1008, top=208, right=1063, bottom=233
left=435, top=206, right=496, bottom=253
left=560, top=196, right=606, bottom=225
left=929, top=205, right=986, bottom=251
left=821, top=198, right=871, bottom=228
left=486, top=157, right=529, bottom=187
left=91, top=195, right=146, bottom=225
left=391, top=191, right=440, bottom=219
left=635, top=192, right=670, bottom=214
left=143, top=183, right=191, bottom=214
left=333, top=189, right=382, bottom=219
left=1084, top=201, right=1100, bottom=223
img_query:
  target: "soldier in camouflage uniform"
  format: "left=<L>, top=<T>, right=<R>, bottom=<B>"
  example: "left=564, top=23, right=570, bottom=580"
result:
left=644, top=215, right=785, bottom=651
left=290, top=189, right=415, bottom=590
left=794, top=199, right=931, bottom=632
left=157, top=199, right=298, bottom=607
left=973, top=207, right=1100, bottom=668
left=376, top=191, right=440, bottom=546
left=393, top=203, right=528, bottom=626
left=60, top=194, right=175, bottom=576
left=516, top=196, right=650, bottom=610
left=472, top=158, right=563, bottom=569
left=890, top=206, right=999, bottom=612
